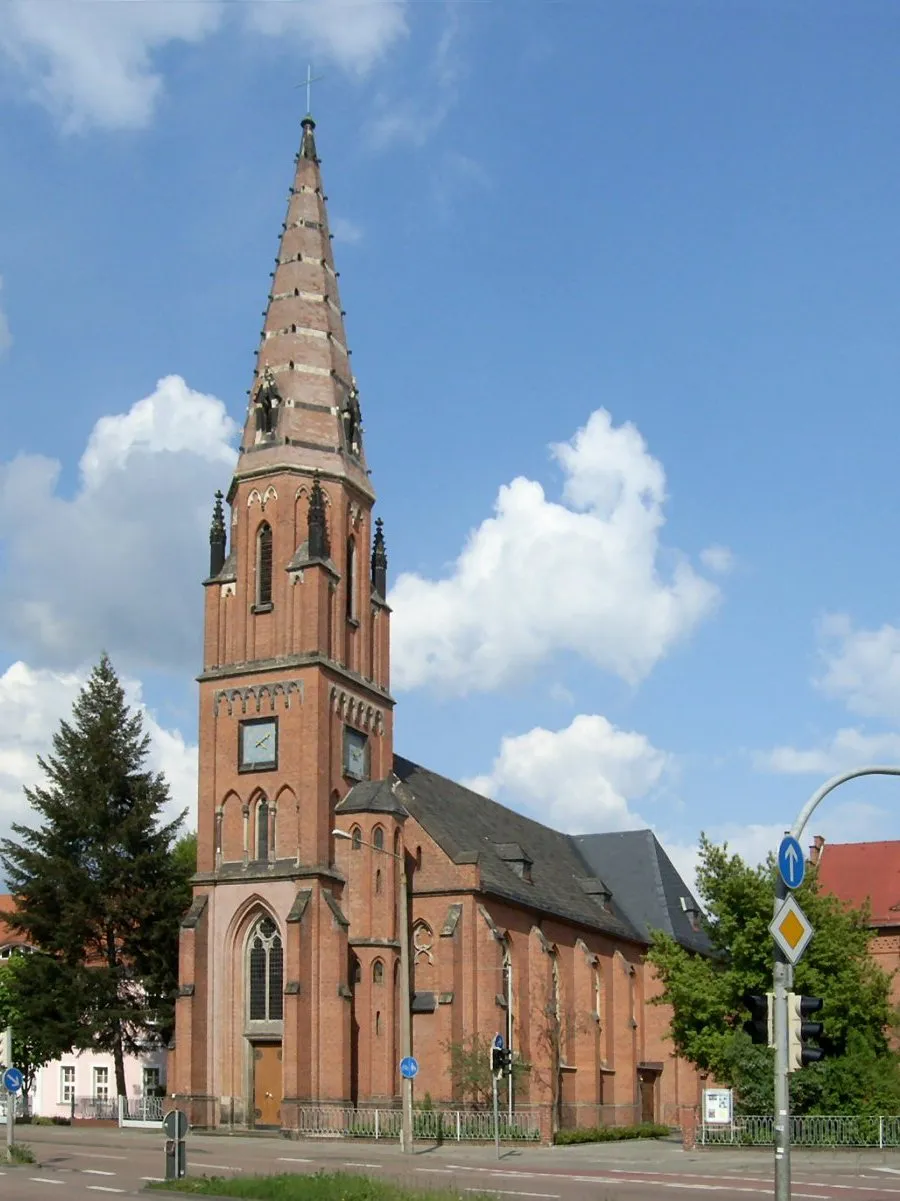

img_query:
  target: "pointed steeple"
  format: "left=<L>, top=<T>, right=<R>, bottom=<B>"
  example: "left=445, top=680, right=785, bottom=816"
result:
left=209, top=490, right=226, bottom=577
left=371, top=517, right=387, bottom=599
left=308, top=473, right=330, bottom=560
left=236, top=114, right=372, bottom=499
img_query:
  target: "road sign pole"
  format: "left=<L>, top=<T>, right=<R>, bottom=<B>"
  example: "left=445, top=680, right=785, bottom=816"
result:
left=493, top=1071, right=500, bottom=1160
left=773, top=876, right=790, bottom=1201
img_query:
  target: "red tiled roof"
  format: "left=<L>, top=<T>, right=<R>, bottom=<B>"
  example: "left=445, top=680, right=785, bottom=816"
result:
left=0, top=894, right=27, bottom=950
left=816, top=841, right=900, bottom=928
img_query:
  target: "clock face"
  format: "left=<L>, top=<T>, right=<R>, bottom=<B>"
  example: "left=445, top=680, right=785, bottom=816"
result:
left=344, top=727, right=368, bottom=780
left=239, top=719, right=278, bottom=771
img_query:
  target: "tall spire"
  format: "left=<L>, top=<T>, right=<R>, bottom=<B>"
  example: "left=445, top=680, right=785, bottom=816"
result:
left=209, top=490, right=226, bottom=577
left=236, top=114, right=372, bottom=498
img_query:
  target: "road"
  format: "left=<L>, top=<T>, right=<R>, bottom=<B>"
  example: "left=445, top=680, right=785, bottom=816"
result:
left=2, top=1124, right=900, bottom=1200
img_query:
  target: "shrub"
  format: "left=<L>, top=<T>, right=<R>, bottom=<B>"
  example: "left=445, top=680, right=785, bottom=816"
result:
left=554, top=1122, right=671, bottom=1145
left=7, top=1142, right=36, bottom=1164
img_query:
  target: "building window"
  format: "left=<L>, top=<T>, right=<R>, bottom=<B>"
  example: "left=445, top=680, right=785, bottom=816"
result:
left=343, top=727, right=368, bottom=781
left=373, top=826, right=384, bottom=851
left=60, top=1066, right=75, bottom=1104
left=351, top=826, right=362, bottom=851
left=346, top=537, right=357, bottom=621
left=256, top=522, right=273, bottom=608
left=142, top=1067, right=160, bottom=1096
left=248, top=915, right=284, bottom=1023
left=352, top=956, right=361, bottom=985
left=93, top=1066, right=109, bottom=1101
left=255, top=797, right=269, bottom=861
left=373, top=960, right=384, bottom=985
left=375, top=1011, right=381, bottom=1036
left=375, top=868, right=382, bottom=895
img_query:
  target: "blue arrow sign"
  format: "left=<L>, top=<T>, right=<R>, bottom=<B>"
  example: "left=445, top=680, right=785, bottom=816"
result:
left=2, top=1067, right=23, bottom=1094
left=778, top=835, right=805, bottom=891
left=492, top=1033, right=505, bottom=1050
left=399, top=1056, right=418, bottom=1080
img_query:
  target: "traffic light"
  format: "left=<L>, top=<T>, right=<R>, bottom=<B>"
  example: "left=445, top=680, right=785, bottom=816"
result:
left=490, top=1045, right=512, bottom=1076
left=743, top=993, right=774, bottom=1047
left=788, top=994, right=825, bottom=1071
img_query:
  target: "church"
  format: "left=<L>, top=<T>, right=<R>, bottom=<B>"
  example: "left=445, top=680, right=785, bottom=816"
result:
left=171, top=114, right=708, bottom=1140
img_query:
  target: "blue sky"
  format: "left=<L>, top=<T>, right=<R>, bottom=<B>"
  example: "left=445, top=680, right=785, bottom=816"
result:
left=2, top=0, right=900, bottom=884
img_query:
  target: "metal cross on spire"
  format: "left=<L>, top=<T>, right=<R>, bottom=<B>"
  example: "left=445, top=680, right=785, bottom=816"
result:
left=296, top=65, right=324, bottom=116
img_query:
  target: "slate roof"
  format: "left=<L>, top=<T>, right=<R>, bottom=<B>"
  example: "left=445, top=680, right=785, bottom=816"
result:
left=393, top=756, right=703, bottom=949
left=337, top=778, right=409, bottom=817
left=573, top=830, right=711, bottom=955
left=816, top=840, right=900, bottom=928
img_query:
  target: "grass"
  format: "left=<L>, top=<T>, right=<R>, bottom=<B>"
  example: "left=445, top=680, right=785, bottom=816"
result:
left=553, top=1122, right=672, bottom=1145
left=7, top=1142, right=36, bottom=1164
left=146, top=1171, right=500, bottom=1200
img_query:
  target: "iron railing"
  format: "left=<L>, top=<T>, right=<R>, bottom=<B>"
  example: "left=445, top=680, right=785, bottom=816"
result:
left=121, top=1095, right=165, bottom=1125
left=700, top=1114, right=900, bottom=1148
left=293, top=1105, right=541, bottom=1141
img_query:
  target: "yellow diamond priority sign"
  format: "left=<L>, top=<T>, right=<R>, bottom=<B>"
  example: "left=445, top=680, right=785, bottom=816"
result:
left=769, top=894, right=814, bottom=965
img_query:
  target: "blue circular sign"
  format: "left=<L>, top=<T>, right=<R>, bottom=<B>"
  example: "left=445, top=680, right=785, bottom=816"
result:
left=3, top=1067, right=23, bottom=1094
left=492, top=1033, right=505, bottom=1050
left=778, top=835, right=805, bottom=891
left=399, top=1056, right=418, bottom=1079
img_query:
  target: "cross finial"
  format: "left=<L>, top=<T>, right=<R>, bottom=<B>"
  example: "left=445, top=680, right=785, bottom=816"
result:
left=296, top=64, right=324, bottom=117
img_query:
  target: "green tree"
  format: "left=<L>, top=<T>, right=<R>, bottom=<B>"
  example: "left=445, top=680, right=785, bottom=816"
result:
left=0, top=654, right=187, bottom=1100
left=648, top=835, right=900, bottom=1114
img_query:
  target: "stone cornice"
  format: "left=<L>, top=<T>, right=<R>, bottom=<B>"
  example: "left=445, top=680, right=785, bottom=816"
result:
left=198, top=653, right=394, bottom=706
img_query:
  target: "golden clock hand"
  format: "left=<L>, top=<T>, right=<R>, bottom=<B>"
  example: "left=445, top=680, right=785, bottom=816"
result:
left=255, top=733, right=272, bottom=748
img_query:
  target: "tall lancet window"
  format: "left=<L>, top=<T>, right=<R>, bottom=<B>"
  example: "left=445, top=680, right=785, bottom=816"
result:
left=255, top=797, right=269, bottom=861
left=248, top=915, right=283, bottom=1023
left=256, top=523, right=273, bottom=608
left=346, top=537, right=357, bottom=621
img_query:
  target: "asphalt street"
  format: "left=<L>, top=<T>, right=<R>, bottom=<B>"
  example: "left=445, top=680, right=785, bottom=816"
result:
left=3, top=1124, right=900, bottom=1200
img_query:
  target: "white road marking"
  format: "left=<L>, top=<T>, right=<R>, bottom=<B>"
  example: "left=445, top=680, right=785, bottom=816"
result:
left=140, top=1178, right=164, bottom=1183
left=69, top=1153, right=127, bottom=1161
left=278, top=1157, right=314, bottom=1164
left=344, top=1161, right=382, bottom=1168
left=29, top=1179, right=63, bottom=1186
left=83, top=1169, right=117, bottom=1176
left=86, top=1189, right=125, bottom=1195
left=203, top=1162, right=242, bottom=1170
left=416, top=1168, right=454, bottom=1174
left=464, top=1191, right=558, bottom=1199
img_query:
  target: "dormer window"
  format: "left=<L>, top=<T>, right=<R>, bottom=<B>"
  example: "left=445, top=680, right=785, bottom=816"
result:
left=493, top=842, right=533, bottom=883
left=680, top=896, right=702, bottom=932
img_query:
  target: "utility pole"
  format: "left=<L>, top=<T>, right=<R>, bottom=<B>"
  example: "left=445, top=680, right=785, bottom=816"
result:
left=398, top=856, right=413, bottom=1156
left=772, top=878, right=791, bottom=1201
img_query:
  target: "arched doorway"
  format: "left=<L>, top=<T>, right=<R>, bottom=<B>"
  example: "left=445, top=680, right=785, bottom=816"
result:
left=245, top=913, right=284, bottom=1127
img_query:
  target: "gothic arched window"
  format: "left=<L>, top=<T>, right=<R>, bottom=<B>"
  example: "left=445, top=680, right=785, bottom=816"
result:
left=373, top=959, right=384, bottom=985
left=256, top=523, right=273, bottom=608
left=247, top=915, right=283, bottom=1023
left=346, top=537, right=357, bottom=620
left=255, top=797, right=269, bottom=861
left=373, top=826, right=384, bottom=851
left=351, top=826, right=362, bottom=851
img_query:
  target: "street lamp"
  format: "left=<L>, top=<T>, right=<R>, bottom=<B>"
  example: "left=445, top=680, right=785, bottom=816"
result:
left=333, top=827, right=414, bottom=1155
left=772, top=765, right=900, bottom=1201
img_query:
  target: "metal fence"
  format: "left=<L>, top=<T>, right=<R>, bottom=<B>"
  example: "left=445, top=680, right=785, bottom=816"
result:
left=119, top=1095, right=165, bottom=1127
left=700, top=1114, right=900, bottom=1148
left=69, top=1096, right=118, bottom=1121
left=293, top=1105, right=541, bottom=1142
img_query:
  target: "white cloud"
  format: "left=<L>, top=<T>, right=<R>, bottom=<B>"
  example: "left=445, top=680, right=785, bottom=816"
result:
left=0, top=276, right=11, bottom=356
left=389, top=409, right=721, bottom=694
left=0, top=0, right=408, bottom=132
left=463, top=713, right=669, bottom=835
left=246, top=0, right=407, bottom=73
left=0, top=0, right=222, bottom=132
left=330, top=216, right=364, bottom=245
left=0, top=662, right=196, bottom=854
left=0, top=374, right=238, bottom=673
left=759, top=727, right=900, bottom=776
left=700, top=544, right=734, bottom=575
left=815, top=613, right=900, bottom=722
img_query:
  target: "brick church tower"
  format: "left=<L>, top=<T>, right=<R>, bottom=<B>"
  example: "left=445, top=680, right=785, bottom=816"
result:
left=172, top=114, right=395, bottom=1128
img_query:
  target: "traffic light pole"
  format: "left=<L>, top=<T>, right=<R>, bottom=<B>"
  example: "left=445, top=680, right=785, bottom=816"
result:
left=773, top=878, right=791, bottom=1201
left=771, top=765, right=900, bottom=1201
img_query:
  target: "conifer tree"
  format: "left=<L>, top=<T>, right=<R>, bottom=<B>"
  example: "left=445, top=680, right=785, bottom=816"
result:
left=0, top=654, right=187, bottom=1100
